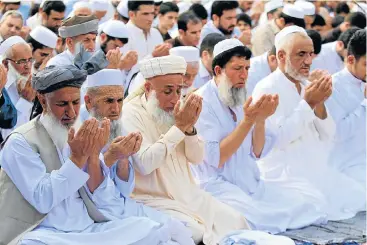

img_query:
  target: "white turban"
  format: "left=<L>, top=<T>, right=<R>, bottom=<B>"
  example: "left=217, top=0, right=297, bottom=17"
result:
left=139, top=55, right=187, bottom=79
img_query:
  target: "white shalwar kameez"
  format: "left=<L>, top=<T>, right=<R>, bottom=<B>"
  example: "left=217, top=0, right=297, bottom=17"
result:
left=252, top=68, right=366, bottom=221
left=247, top=52, right=272, bottom=95
left=0, top=115, right=180, bottom=245
left=326, top=68, right=366, bottom=187
left=310, top=41, right=344, bottom=75
left=46, top=49, right=75, bottom=67
left=193, top=79, right=327, bottom=234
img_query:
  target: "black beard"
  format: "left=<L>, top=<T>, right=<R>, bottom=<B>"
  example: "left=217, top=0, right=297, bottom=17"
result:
left=218, top=24, right=234, bottom=36
left=46, top=26, right=59, bottom=34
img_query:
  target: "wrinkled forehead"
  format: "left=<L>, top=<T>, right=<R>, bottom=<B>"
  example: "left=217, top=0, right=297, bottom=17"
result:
left=290, top=35, right=314, bottom=54
left=92, top=85, right=124, bottom=98
left=149, top=74, right=184, bottom=88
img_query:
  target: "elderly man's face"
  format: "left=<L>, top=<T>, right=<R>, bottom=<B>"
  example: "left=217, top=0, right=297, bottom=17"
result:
left=8, top=43, right=33, bottom=76
left=145, top=74, right=183, bottom=112
left=71, top=33, right=97, bottom=53
left=42, top=87, right=81, bottom=128
left=284, top=35, right=314, bottom=80
left=0, top=15, right=22, bottom=40
left=183, top=63, right=199, bottom=88
left=85, top=86, right=124, bottom=121
left=33, top=47, right=53, bottom=70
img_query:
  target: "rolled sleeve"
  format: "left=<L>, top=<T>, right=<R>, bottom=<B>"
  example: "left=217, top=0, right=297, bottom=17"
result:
left=163, top=125, right=186, bottom=147
left=250, top=130, right=276, bottom=160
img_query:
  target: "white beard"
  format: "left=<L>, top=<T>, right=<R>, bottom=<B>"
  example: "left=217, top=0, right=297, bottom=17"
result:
left=42, top=112, right=69, bottom=151
left=217, top=73, right=246, bottom=108
left=285, top=56, right=308, bottom=81
left=8, top=63, right=30, bottom=89
left=146, top=91, right=175, bottom=132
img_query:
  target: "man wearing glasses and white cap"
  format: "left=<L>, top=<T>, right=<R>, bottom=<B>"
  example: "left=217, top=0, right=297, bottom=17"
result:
left=26, top=25, right=58, bottom=74
left=252, top=4, right=305, bottom=56
left=0, top=36, right=35, bottom=141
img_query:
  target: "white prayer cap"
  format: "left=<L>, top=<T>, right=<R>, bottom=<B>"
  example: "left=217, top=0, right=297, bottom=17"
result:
left=30, top=26, right=58, bottom=49
left=139, top=55, right=187, bottom=79
left=282, top=4, right=304, bottom=19
left=274, top=25, right=307, bottom=49
left=177, top=2, right=191, bottom=14
left=73, top=1, right=93, bottom=11
left=213, top=38, right=243, bottom=59
left=117, top=0, right=128, bottom=18
left=102, top=20, right=129, bottom=38
left=169, top=46, right=199, bottom=63
left=90, top=0, right=109, bottom=12
left=265, top=0, right=284, bottom=13
left=0, top=36, right=26, bottom=57
left=295, top=1, right=315, bottom=15
left=39, top=0, right=48, bottom=8
left=86, top=69, right=124, bottom=88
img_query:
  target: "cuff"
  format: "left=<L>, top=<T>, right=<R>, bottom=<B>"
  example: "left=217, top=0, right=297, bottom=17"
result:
left=299, top=99, right=315, bottom=120
left=162, top=126, right=185, bottom=147
left=250, top=131, right=276, bottom=160
left=84, top=177, right=109, bottom=201
left=60, top=159, right=90, bottom=188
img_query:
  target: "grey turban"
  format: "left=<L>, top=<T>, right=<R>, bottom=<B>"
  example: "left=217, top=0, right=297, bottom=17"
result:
left=32, top=65, right=88, bottom=94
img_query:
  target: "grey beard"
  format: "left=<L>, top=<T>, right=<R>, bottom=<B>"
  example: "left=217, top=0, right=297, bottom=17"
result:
left=146, top=91, right=175, bottom=132
left=218, top=74, right=247, bottom=108
left=285, top=57, right=308, bottom=82
left=89, top=109, right=123, bottom=144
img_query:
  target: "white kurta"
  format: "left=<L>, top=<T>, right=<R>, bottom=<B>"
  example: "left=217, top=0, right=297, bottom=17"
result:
left=192, top=60, right=212, bottom=89
left=310, top=41, right=344, bottom=75
left=326, top=68, right=366, bottom=187
left=0, top=116, right=174, bottom=245
left=193, top=79, right=327, bottom=234
left=2, top=73, right=33, bottom=139
left=199, top=21, right=241, bottom=47
left=46, top=49, right=75, bottom=67
left=26, top=13, right=42, bottom=30
left=252, top=68, right=366, bottom=221
left=247, top=52, right=272, bottom=96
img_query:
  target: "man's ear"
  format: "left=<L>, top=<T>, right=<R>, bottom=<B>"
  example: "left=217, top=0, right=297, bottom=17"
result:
left=100, top=33, right=107, bottom=43
left=277, top=50, right=286, bottom=63
left=144, top=81, right=151, bottom=93
left=336, top=40, right=344, bottom=52
left=84, top=94, right=92, bottom=111
left=212, top=14, right=219, bottom=24
left=346, top=55, right=355, bottom=65
left=40, top=11, right=47, bottom=21
left=128, top=10, right=135, bottom=19
left=2, top=59, right=8, bottom=70
left=38, top=93, right=47, bottom=112
left=213, top=65, right=221, bottom=76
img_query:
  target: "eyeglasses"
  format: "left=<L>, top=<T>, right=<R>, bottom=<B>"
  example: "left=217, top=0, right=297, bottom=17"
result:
left=6, top=58, right=34, bottom=65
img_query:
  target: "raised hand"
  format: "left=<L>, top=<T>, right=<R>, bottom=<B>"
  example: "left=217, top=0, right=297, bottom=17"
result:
left=39, top=53, right=54, bottom=71
left=0, top=64, right=7, bottom=91
left=17, top=78, right=36, bottom=102
left=243, top=95, right=265, bottom=124
left=255, top=94, right=279, bottom=122
left=308, top=69, right=329, bottom=83
left=304, top=75, right=332, bottom=108
left=104, top=132, right=142, bottom=167
left=68, top=118, right=99, bottom=168
left=152, top=43, right=171, bottom=58
left=119, top=50, right=138, bottom=70
left=174, top=94, right=203, bottom=133
left=237, top=29, right=252, bottom=46
left=106, top=47, right=122, bottom=69
left=91, top=118, right=111, bottom=155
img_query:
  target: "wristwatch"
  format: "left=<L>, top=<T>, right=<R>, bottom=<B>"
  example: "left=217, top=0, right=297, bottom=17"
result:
left=185, top=127, right=197, bottom=136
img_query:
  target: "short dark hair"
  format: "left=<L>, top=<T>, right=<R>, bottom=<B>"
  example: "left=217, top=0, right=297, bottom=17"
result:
left=236, top=13, right=252, bottom=27
left=279, top=12, right=305, bottom=28
left=345, top=12, right=366, bottom=29
left=100, top=33, right=128, bottom=53
left=189, top=3, right=208, bottom=20
left=331, top=15, right=344, bottom=28
left=43, top=1, right=66, bottom=16
left=159, top=2, right=179, bottom=15
left=212, top=46, right=252, bottom=75
left=128, top=1, right=154, bottom=12
left=338, top=26, right=361, bottom=48
left=199, top=33, right=226, bottom=57
left=336, top=2, right=350, bottom=15
left=269, top=45, right=276, bottom=56
left=154, top=1, right=162, bottom=6
left=177, top=11, right=201, bottom=32
left=311, top=14, right=326, bottom=27
left=29, top=3, right=40, bottom=17
left=347, top=29, right=366, bottom=60
left=26, top=35, right=48, bottom=52
left=211, top=0, right=239, bottom=20
left=306, top=29, right=322, bottom=55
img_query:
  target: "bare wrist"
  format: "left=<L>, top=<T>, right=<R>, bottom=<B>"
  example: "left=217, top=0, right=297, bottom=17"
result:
left=70, top=154, right=87, bottom=168
left=103, top=151, right=116, bottom=167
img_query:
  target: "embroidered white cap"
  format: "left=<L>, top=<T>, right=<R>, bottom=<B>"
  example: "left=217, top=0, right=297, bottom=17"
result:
left=90, top=0, right=109, bottom=12
left=0, top=36, right=26, bottom=57
left=139, top=55, right=187, bottom=79
left=30, top=26, right=58, bottom=49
